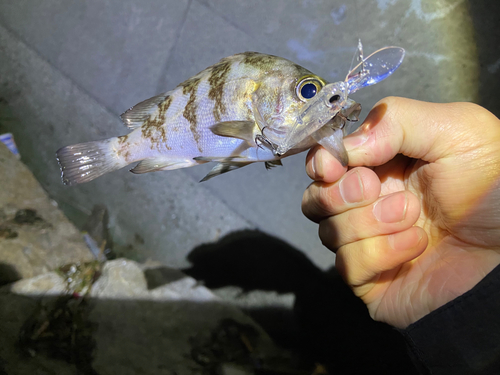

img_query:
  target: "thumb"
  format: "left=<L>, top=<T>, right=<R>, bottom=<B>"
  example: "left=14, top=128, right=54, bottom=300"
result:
left=343, top=96, right=500, bottom=166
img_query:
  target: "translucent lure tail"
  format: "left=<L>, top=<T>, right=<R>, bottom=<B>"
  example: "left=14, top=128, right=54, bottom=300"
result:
left=56, top=138, right=126, bottom=186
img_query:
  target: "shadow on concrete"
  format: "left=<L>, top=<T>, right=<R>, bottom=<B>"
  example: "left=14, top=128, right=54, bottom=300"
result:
left=144, top=266, right=190, bottom=290
left=0, top=231, right=419, bottom=374
left=182, top=230, right=418, bottom=375
left=469, top=0, right=500, bottom=117
left=183, top=230, right=325, bottom=294
left=0, top=263, right=21, bottom=287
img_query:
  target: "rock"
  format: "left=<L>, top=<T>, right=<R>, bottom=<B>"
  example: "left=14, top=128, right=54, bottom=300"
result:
left=8, top=272, right=67, bottom=296
left=0, top=259, right=288, bottom=375
left=0, top=141, right=292, bottom=374
left=0, top=142, right=93, bottom=285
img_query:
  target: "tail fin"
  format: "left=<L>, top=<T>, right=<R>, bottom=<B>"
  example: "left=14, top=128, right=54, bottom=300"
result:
left=56, top=138, right=126, bottom=185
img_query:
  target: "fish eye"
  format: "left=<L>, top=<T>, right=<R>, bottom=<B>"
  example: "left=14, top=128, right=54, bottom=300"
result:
left=301, top=83, right=317, bottom=99
left=296, top=76, right=324, bottom=102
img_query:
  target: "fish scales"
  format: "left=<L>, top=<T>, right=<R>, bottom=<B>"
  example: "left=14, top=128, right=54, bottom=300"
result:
left=119, top=53, right=312, bottom=160
left=56, top=44, right=404, bottom=185
left=56, top=52, right=335, bottom=184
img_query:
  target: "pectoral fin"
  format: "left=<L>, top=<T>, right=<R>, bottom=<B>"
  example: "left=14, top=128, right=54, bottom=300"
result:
left=210, top=121, right=258, bottom=147
left=312, top=127, right=348, bottom=167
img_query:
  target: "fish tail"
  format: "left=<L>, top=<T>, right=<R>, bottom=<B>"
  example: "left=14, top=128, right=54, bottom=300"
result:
left=56, top=138, right=127, bottom=185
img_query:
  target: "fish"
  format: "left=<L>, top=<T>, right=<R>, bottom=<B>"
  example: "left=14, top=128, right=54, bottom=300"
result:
left=56, top=41, right=404, bottom=185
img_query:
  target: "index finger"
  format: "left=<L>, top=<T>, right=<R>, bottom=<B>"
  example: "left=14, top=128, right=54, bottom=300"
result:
left=343, top=96, right=500, bottom=166
left=305, top=145, right=348, bottom=183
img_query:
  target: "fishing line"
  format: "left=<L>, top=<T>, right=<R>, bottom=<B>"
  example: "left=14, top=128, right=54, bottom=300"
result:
left=353, top=0, right=361, bottom=38
left=348, top=0, right=363, bottom=72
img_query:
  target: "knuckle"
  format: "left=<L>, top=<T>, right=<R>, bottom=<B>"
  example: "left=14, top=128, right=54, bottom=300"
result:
left=316, top=184, right=335, bottom=213
left=302, top=183, right=334, bottom=221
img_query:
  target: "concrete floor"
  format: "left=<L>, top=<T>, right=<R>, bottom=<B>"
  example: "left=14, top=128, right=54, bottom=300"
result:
left=0, top=0, right=498, bottom=271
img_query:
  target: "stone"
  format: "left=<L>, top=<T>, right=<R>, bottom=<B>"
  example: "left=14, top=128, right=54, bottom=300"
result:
left=0, top=142, right=93, bottom=286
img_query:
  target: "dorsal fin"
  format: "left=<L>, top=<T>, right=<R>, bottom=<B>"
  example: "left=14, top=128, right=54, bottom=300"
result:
left=120, top=92, right=171, bottom=129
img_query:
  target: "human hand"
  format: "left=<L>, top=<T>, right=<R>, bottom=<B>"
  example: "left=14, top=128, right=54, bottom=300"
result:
left=302, top=97, right=500, bottom=328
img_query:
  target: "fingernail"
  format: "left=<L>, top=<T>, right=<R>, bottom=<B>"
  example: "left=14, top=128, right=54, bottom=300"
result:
left=312, top=149, right=324, bottom=179
left=339, top=170, right=364, bottom=203
left=388, top=228, right=423, bottom=251
left=373, top=193, right=408, bottom=223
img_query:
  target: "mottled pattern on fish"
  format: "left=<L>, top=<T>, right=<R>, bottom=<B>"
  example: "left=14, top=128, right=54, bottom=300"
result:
left=56, top=52, right=345, bottom=185
left=57, top=42, right=405, bottom=185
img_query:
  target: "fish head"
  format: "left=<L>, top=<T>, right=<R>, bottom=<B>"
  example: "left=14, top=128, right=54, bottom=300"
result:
left=252, top=71, right=336, bottom=145
left=264, top=78, right=358, bottom=156
left=265, top=43, right=405, bottom=157
left=278, top=92, right=362, bottom=157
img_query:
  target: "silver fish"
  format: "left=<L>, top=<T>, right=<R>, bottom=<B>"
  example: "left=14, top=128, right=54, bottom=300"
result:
left=56, top=41, right=404, bottom=185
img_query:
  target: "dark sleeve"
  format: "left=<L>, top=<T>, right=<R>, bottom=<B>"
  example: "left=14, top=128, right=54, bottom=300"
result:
left=398, top=263, right=500, bottom=375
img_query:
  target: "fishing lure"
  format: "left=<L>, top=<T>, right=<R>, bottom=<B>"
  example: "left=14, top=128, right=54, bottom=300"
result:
left=259, top=40, right=405, bottom=164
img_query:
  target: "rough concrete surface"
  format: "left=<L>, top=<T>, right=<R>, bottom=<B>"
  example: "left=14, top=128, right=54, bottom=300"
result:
left=0, top=143, right=93, bottom=285
left=0, top=148, right=290, bottom=374
left=1, top=0, right=497, bottom=272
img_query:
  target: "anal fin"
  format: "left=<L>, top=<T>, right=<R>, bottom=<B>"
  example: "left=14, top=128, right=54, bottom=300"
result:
left=130, top=158, right=198, bottom=174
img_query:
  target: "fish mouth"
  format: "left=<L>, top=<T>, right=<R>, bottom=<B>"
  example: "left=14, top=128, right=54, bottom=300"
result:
left=257, top=86, right=362, bottom=158
left=273, top=99, right=361, bottom=157
left=273, top=82, right=348, bottom=156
